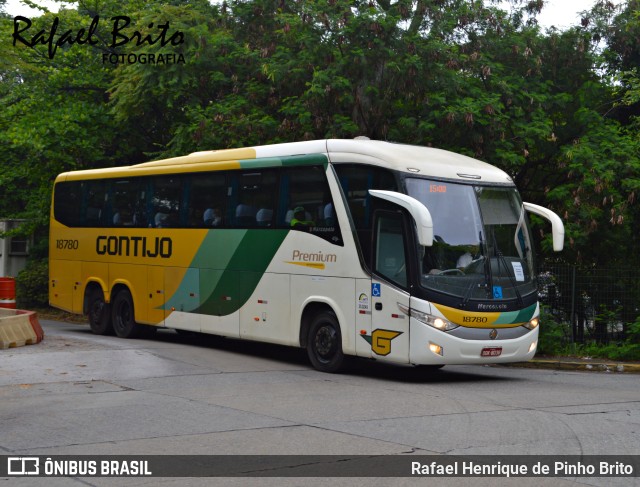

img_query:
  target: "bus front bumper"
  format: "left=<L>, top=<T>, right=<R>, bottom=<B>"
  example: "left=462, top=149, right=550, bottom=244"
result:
left=409, top=317, right=539, bottom=366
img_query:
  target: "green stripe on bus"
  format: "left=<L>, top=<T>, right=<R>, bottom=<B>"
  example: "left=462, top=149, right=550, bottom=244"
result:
left=162, top=230, right=247, bottom=313
left=188, top=230, right=288, bottom=316
left=514, top=303, right=537, bottom=323
left=200, top=229, right=288, bottom=315
left=238, top=154, right=328, bottom=169
left=493, top=303, right=537, bottom=325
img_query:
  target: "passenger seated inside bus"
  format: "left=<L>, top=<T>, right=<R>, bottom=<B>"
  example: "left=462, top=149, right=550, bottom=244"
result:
left=235, top=204, right=256, bottom=227
left=256, top=208, right=273, bottom=227
left=289, top=206, right=315, bottom=231
left=323, top=203, right=334, bottom=226
left=155, top=211, right=169, bottom=228
left=113, top=205, right=134, bottom=226
left=203, top=207, right=223, bottom=227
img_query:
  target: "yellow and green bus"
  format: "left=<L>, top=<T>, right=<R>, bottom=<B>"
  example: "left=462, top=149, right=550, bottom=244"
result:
left=50, top=139, right=564, bottom=372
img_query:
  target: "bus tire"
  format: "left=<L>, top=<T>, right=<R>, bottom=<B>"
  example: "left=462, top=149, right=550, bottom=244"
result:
left=87, top=288, right=113, bottom=335
left=111, top=288, right=143, bottom=339
left=306, top=311, right=344, bottom=373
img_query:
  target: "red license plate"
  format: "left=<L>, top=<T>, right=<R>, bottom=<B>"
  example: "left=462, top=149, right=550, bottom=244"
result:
left=481, top=347, right=502, bottom=357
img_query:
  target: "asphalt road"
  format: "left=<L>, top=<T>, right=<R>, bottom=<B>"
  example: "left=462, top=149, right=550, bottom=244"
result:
left=1, top=320, right=639, bottom=486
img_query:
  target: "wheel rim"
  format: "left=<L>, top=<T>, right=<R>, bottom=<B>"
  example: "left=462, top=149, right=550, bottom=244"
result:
left=115, top=298, right=131, bottom=332
left=90, top=300, right=103, bottom=326
left=314, top=324, right=337, bottom=362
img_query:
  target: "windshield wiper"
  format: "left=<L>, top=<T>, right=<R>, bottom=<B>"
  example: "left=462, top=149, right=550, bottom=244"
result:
left=481, top=231, right=493, bottom=294
left=461, top=272, right=484, bottom=309
left=492, top=232, right=523, bottom=308
left=461, top=231, right=490, bottom=308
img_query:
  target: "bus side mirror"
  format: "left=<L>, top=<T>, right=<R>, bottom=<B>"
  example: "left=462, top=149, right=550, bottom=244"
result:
left=523, top=202, right=564, bottom=252
left=369, top=190, right=434, bottom=247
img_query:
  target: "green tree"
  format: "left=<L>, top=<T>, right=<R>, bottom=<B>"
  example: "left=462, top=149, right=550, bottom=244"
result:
left=1, top=0, right=639, bottom=273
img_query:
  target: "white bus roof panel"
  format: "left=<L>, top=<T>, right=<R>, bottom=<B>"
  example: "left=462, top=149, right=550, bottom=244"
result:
left=56, top=139, right=513, bottom=184
left=252, top=139, right=513, bottom=185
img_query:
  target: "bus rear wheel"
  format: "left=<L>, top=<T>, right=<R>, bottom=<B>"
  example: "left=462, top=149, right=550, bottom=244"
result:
left=307, top=311, right=344, bottom=373
left=87, top=288, right=113, bottom=335
left=111, top=289, right=144, bottom=339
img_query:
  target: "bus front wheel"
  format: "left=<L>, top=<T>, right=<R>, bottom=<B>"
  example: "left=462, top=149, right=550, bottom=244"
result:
left=307, top=311, right=344, bottom=373
left=111, top=289, right=143, bottom=339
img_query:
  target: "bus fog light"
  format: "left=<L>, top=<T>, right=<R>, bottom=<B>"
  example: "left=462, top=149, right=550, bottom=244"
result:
left=528, top=341, right=537, bottom=353
left=429, top=342, right=443, bottom=356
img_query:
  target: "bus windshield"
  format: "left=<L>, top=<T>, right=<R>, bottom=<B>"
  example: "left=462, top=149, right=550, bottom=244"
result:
left=406, top=178, right=536, bottom=302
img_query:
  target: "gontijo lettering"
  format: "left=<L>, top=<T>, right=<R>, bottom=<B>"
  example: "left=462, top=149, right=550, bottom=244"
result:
left=96, top=236, right=172, bottom=258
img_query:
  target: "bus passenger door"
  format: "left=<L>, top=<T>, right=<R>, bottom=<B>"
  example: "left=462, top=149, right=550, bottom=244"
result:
left=369, top=211, right=411, bottom=364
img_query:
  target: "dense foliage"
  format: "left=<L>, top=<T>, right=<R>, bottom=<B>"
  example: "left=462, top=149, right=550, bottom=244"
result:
left=1, top=1, right=639, bottom=316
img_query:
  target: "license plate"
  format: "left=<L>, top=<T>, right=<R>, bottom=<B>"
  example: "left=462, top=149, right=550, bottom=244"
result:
left=481, top=347, right=502, bottom=357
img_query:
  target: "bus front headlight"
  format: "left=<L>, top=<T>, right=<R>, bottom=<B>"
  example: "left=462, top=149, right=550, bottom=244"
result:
left=411, top=309, right=459, bottom=331
left=523, top=317, right=539, bottom=330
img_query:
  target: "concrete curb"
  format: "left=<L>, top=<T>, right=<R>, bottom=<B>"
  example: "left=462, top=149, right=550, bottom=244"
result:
left=505, top=358, right=640, bottom=374
left=0, top=308, right=45, bottom=349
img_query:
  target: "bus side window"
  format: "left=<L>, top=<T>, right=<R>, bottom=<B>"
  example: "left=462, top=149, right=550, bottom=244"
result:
left=186, top=172, right=227, bottom=228
left=334, top=164, right=398, bottom=264
left=374, top=212, right=408, bottom=288
left=280, top=166, right=343, bottom=245
left=109, top=178, right=148, bottom=227
left=151, top=176, right=182, bottom=228
left=83, top=181, right=107, bottom=227
left=54, top=181, right=82, bottom=227
left=231, top=170, right=277, bottom=229
left=334, top=164, right=397, bottom=229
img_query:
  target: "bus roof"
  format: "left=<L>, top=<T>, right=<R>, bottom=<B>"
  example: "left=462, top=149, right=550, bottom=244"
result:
left=55, top=139, right=514, bottom=185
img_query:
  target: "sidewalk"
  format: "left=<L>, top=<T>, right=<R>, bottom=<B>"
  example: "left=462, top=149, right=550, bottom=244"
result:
left=507, top=356, right=640, bottom=373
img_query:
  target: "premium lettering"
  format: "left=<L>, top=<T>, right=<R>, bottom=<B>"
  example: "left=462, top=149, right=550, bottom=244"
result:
left=291, top=250, right=337, bottom=263
left=96, top=236, right=172, bottom=258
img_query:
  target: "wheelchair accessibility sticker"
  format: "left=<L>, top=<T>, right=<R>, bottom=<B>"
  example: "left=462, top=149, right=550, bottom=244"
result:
left=372, top=283, right=381, bottom=297
left=493, top=286, right=503, bottom=299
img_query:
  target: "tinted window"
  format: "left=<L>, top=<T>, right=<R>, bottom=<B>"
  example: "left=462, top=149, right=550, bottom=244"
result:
left=334, top=164, right=397, bottom=263
left=374, top=212, right=408, bottom=288
left=151, top=176, right=182, bottom=228
left=334, top=164, right=397, bottom=230
left=281, top=166, right=342, bottom=245
left=53, top=162, right=343, bottom=246
left=110, top=179, right=148, bottom=227
left=54, top=180, right=108, bottom=227
left=53, top=182, right=82, bottom=227
left=230, top=170, right=278, bottom=228
left=187, top=172, right=227, bottom=228
left=83, top=180, right=108, bottom=226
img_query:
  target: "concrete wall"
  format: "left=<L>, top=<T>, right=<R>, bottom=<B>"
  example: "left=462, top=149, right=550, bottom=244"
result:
left=0, top=220, right=30, bottom=277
